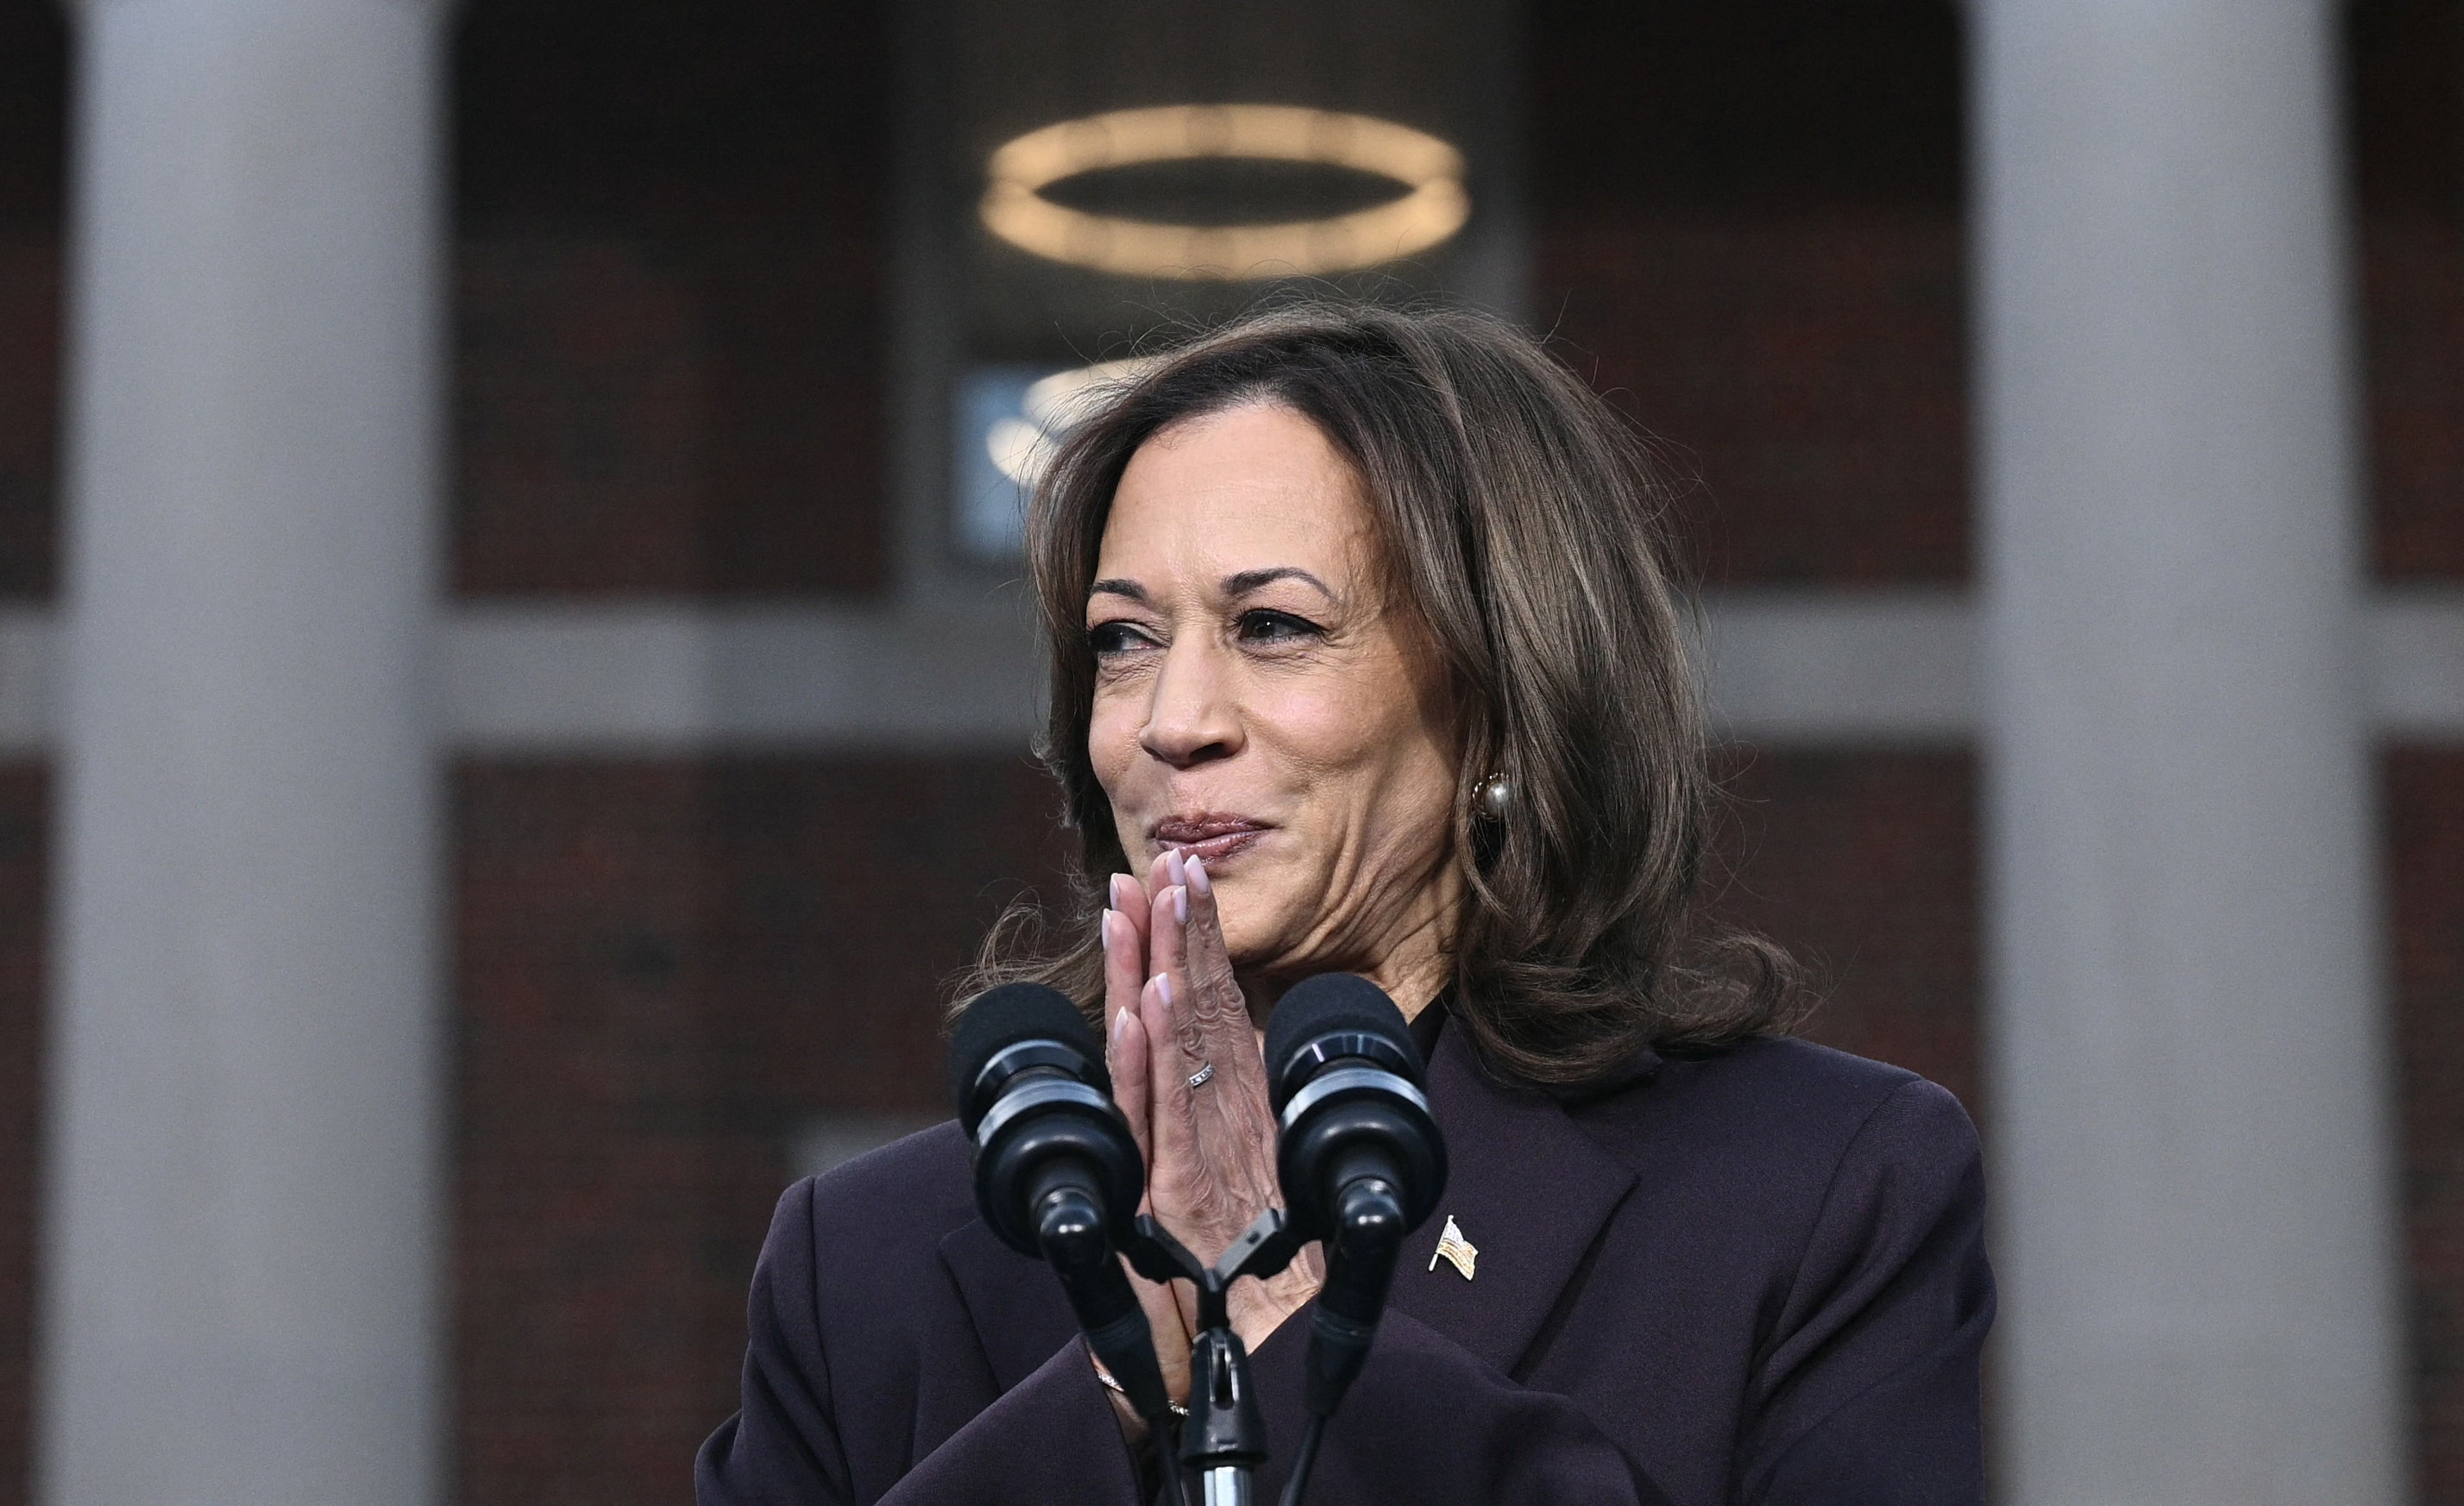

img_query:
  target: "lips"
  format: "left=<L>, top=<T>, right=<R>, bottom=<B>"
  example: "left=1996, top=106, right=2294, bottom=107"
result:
left=1151, top=814, right=1272, bottom=864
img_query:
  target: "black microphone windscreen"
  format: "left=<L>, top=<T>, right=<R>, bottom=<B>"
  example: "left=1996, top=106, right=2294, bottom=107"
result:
left=950, top=982, right=1106, bottom=1134
left=1265, top=973, right=1420, bottom=1114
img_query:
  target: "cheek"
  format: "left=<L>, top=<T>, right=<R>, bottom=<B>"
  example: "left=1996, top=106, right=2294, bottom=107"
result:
left=1279, top=673, right=1457, bottom=844
left=1086, top=687, right=1142, bottom=797
left=1266, top=672, right=1437, bottom=781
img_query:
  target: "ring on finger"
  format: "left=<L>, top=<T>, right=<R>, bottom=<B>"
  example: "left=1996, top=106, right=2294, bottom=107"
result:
left=1186, top=1062, right=1215, bottom=1089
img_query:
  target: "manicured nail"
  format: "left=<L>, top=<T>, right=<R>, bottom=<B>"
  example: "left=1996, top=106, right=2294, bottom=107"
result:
left=1100, top=910, right=1115, bottom=949
left=1172, top=885, right=1188, bottom=925
left=1110, top=873, right=1133, bottom=910
left=1187, top=856, right=1211, bottom=898
left=1153, top=973, right=1173, bottom=1007
left=1111, top=1006, right=1130, bottom=1045
left=1166, top=849, right=1186, bottom=889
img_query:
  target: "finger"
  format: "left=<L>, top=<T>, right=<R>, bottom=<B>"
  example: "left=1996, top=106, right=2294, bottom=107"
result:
left=1172, top=1275, right=1201, bottom=1346
left=1117, top=1252, right=1193, bottom=1407
left=1171, top=856, right=1285, bottom=1230
left=1101, top=903, right=1145, bottom=1041
left=1147, top=878, right=1204, bottom=1064
left=1229, top=1239, right=1323, bottom=1352
left=1109, top=871, right=1151, bottom=957
left=1110, top=1001, right=1153, bottom=1171
left=1141, top=969, right=1199, bottom=1181
left=1180, top=856, right=1259, bottom=1080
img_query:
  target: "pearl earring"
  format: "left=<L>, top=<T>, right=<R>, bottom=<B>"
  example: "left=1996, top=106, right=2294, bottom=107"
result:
left=1474, top=772, right=1512, bottom=822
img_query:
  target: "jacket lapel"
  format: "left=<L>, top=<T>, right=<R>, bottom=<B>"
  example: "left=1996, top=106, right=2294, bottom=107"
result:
left=937, top=1215, right=1080, bottom=1392
left=1390, top=1026, right=1643, bottom=1377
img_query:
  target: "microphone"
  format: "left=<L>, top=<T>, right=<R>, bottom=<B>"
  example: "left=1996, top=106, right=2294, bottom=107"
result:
left=1265, top=974, right=1448, bottom=1424
left=951, top=983, right=1172, bottom=1431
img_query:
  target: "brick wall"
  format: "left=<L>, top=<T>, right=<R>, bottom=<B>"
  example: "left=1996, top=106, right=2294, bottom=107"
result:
left=0, top=0, right=61, bottom=603
left=1530, top=0, right=1968, bottom=586
left=0, top=772, right=43, bottom=1506
left=1530, top=0, right=1984, bottom=1105
left=2394, top=751, right=2464, bottom=1502
left=450, top=758, right=1070, bottom=1504
left=0, top=0, right=61, bottom=1498
left=449, top=0, right=891, bottom=596
left=1706, top=751, right=1981, bottom=1112
left=2353, top=7, right=2464, bottom=1496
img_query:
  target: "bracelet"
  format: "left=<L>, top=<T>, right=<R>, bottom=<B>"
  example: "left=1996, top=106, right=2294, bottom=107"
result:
left=1096, top=1362, right=1189, bottom=1418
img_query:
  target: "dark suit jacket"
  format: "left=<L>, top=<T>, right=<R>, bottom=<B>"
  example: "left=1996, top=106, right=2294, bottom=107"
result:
left=696, top=1026, right=1994, bottom=1505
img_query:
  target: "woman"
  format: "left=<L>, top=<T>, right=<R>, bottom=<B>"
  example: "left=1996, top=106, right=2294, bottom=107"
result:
left=697, top=303, right=1992, bottom=1505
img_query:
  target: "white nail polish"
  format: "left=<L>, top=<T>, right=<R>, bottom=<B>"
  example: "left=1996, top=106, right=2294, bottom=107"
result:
left=1173, top=886, right=1188, bottom=925
left=1154, top=974, right=1173, bottom=1007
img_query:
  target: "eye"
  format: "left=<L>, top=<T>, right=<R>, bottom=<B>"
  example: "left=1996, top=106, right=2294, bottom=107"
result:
left=1087, top=620, right=1159, bottom=657
left=1236, top=608, right=1324, bottom=645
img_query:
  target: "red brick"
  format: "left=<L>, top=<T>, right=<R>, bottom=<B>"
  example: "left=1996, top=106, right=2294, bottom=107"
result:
left=1705, top=749, right=1982, bottom=1115
left=449, top=756, right=1072, bottom=1506
left=451, top=234, right=888, bottom=596
left=1540, top=215, right=1971, bottom=585
left=2361, top=223, right=2464, bottom=580
left=0, top=767, right=47, bottom=1506
left=0, top=238, right=55, bottom=599
left=2390, top=748, right=2464, bottom=1503
left=447, top=0, right=892, bottom=598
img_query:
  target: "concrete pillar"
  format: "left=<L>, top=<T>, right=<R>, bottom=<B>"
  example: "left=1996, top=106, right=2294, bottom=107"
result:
left=38, top=1, right=445, bottom=1503
left=1975, top=3, right=2405, bottom=1502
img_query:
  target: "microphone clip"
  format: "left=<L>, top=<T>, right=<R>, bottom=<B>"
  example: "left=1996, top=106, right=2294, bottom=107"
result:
left=1125, top=1208, right=1304, bottom=1497
left=1125, top=1207, right=1306, bottom=1327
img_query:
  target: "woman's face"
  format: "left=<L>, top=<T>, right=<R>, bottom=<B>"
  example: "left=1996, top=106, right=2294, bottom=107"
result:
left=1086, top=402, right=1464, bottom=1006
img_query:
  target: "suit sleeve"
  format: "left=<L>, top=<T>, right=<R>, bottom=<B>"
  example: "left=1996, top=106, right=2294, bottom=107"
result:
left=695, top=1179, right=1147, bottom=1506
left=1734, top=1077, right=1996, bottom=1505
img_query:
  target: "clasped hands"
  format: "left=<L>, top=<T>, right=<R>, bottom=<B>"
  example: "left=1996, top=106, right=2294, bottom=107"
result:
left=1098, top=849, right=1323, bottom=1428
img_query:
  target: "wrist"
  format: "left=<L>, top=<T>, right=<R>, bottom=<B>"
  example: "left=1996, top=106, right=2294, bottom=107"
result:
left=1229, top=1264, right=1321, bottom=1348
left=1092, top=1353, right=1187, bottom=1434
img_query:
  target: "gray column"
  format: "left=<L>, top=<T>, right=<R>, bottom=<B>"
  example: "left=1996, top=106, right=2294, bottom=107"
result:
left=1975, top=3, right=2404, bottom=1502
left=39, top=1, right=445, bottom=1503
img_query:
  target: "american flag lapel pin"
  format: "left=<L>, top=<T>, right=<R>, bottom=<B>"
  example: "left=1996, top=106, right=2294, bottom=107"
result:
left=1430, top=1214, right=1478, bottom=1280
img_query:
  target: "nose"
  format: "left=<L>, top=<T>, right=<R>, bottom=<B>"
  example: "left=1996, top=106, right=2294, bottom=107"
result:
left=1138, top=637, right=1242, bottom=769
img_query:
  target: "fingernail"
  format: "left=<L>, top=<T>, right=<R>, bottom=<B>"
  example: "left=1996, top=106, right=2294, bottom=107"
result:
left=1166, top=849, right=1186, bottom=889
left=1111, top=1007, right=1130, bottom=1045
left=1154, top=973, right=1173, bottom=1007
left=1100, top=910, right=1115, bottom=949
left=1109, top=873, right=1132, bottom=910
left=1172, top=885, right=1188, bottom=925
left=1187, top=856, right=1211, bottom=898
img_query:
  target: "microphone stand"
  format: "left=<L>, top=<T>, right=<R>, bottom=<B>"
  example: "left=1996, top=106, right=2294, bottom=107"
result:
left=1126, top=1209, right=1308, bottom=1506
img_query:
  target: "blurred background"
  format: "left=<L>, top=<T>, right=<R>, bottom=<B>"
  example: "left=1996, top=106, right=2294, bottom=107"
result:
left=0, top=0, right=2458, bottom=1503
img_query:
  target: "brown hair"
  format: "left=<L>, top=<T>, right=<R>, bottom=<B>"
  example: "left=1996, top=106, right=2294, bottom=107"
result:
left=962, top=299, right=1801, bottom=1084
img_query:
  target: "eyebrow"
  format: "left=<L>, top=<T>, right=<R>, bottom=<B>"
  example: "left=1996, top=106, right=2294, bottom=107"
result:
left=1085, top=568, right=1338, bottom=607
left=1223, top=567, right=1337, bottom=602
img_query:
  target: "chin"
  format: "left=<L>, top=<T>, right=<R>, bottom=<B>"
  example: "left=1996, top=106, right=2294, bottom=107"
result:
left=1217, top=907, right=1316, bottom=980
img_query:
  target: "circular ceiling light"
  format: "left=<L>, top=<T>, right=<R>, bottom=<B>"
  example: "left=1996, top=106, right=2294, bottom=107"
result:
left=981, top=104, right=1471, bottom=281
